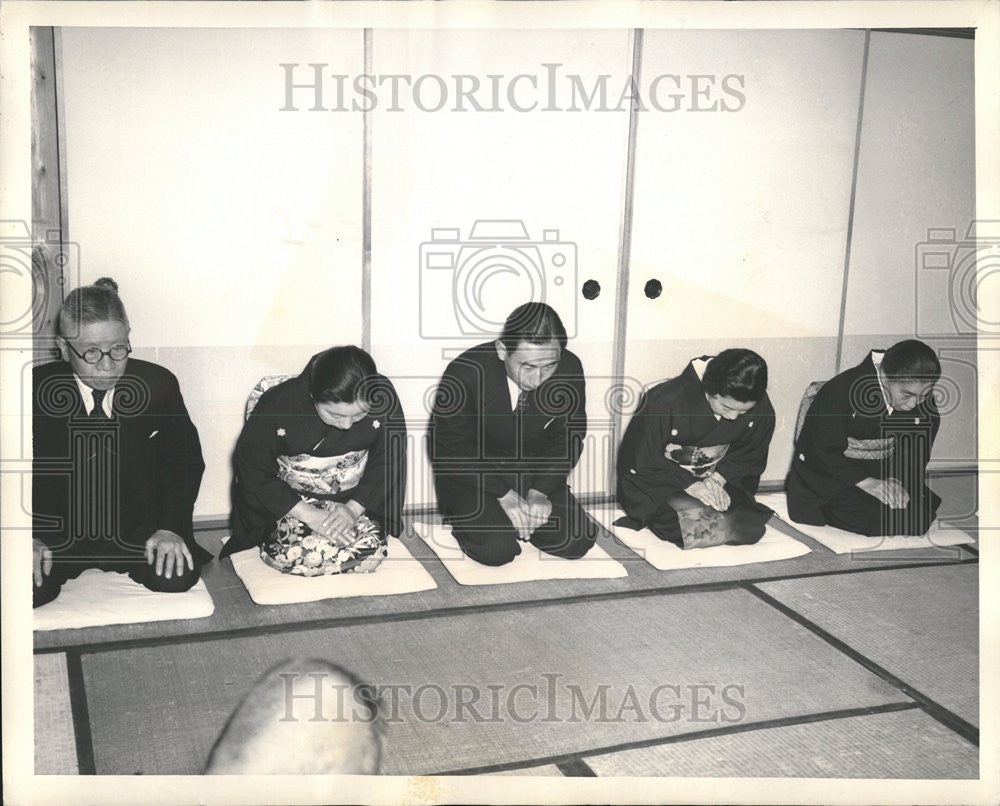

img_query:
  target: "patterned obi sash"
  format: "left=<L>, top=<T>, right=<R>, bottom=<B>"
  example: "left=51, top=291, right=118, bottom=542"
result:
left=263, top=449, right=386, bottom=576
left=843, top=437, right=894, bottom=461
left=277, top=450, right=369, bottom=496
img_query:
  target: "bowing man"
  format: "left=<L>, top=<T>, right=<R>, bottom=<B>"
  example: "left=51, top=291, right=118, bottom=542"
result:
left=786, top=339, right=942, bottom=536
left=429, top=302, right=598, bottom=566
left=616, top=349, right=775, bottom=549
left=32, top=277, right=210, bottom=607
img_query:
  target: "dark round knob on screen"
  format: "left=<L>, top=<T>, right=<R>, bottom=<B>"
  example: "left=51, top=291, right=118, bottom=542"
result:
left=581, top=279, right=601, bottom=300
left=644, top=279, right=662, bottom=299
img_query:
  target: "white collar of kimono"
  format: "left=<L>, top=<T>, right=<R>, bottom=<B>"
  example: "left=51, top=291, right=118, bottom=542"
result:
left=691, top=357, right=722, bottom=421
left=72, top=373, right=115, bottom=416
left=871, top=350, right=893, bottom=415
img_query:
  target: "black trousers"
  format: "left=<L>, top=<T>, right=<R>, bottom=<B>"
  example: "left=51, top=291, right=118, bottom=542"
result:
left=819, top=483, right=941, bottom=537
left=33, top=533, right=201, bottom=609
left=435, top=481, right=598, bottom=567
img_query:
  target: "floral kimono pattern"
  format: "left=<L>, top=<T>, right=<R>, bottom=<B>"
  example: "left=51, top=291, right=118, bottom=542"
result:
left=260, top=450, right=387, bottom=575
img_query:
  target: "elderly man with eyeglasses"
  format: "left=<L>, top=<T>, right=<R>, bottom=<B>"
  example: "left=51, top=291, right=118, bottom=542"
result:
left=31, top=277, right=210, bottom=607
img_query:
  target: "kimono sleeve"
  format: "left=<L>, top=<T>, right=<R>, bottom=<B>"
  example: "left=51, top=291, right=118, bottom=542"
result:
left=615, top=390, right=695, bottom=526
left=795, top=382, right=872, bottom=491
left=347, top=380, right=407, bottom=536
left=716, top=397, right=775, bottom=492
left=233, top=398, right=302, bottom=520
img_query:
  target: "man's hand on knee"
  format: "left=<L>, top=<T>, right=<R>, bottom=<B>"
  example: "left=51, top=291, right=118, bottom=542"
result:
left=33, top=538, right=53, bottom=587
left=145, top=529, right=194, bottom=579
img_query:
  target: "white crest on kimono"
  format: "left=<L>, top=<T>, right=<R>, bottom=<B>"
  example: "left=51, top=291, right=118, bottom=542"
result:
left=670, top=428, right=678, bottom=436
left=277, top=427, right=286, bottom=436
left=748, top=421, right=754, bottom=428
left=373, top=420, right=381, bottom=429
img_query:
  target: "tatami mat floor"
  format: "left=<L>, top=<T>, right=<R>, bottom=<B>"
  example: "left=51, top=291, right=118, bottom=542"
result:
left=34, top=474, right=981, bottom=779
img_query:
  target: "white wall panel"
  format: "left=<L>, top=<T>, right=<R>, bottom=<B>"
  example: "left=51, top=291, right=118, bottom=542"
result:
left=369, top=29, right=633, bottom=503
left=61, top=28, right=365, bottom=349
left=626, top=29, right=866, bottom=351
left=623, top=30, right=866, bottom=482
left=60, top=28, right=365, bottom=517
left=845, top=33, right=975, bottom=339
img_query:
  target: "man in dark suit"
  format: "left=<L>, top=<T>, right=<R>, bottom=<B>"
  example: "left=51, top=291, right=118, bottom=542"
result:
left=428, top=303, right=598, bottom=565
left=32, top=278, right=210, bottom=607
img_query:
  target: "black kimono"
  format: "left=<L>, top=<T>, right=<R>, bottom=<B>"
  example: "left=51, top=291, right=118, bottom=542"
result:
left=428, top=342, right=598, bottom=566
left=786, top=351, right=941, bottom=536
left=32, top=359, right=209, bottom=606
left=225, top=363, right=406, bottom=559
left=616, top=358, right=775, bottom=548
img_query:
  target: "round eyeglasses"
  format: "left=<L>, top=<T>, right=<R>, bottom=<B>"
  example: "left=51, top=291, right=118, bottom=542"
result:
left=66, top=342, right=132, bottom=364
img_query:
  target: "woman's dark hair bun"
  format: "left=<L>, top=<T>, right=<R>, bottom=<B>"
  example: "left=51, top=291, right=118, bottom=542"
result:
left=93, top=277, right=119, bottom=293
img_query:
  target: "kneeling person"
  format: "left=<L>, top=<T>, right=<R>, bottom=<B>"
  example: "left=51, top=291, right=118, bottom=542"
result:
left=786, top=340, right=941, bottom=536
left=32, top=278, right=210, bottom=607
left=429, top=303, right=598, bottom=566
left=225, top=346, right=406, bottom=574
left=616, top=349, right=775, bottom=548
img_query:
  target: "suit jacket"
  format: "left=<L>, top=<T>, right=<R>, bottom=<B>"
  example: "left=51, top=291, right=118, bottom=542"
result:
left=616, top=359, right=775, bottom=527
left=32, top=358, right=210, bottom=564
left=428, top=342, right=587, bottom=504
left=786, top=350, right=940, bottom=522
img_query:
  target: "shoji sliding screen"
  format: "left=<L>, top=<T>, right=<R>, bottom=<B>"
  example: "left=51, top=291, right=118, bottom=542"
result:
left=624, top=29, right=868, bottom=483
left=369, top=29, right=633, bottom=505
left=60, top=28, right=366, bottom=517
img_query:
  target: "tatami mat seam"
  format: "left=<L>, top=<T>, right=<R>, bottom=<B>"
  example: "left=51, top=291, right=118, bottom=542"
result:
left=65, top=651, right=97, bottom=775
left=742, top=584, right=980, bottom=748
left=34, top=556, right=978, bottom=658
left=553, top=758, right=597, bottom=777
left=436, top=702, right=920, bottom=776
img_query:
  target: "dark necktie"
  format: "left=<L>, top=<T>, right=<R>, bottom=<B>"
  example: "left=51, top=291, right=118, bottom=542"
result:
left=515, top=390, right=529, bottom=417
left=514, top=391, right=529, bottom=444
left=90, top=388, right=109, bottom=418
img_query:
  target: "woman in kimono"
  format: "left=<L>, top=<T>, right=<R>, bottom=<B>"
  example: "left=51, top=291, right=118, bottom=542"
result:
left=224, top=346, right=406, bottom=575
left=786, top=340, right=941, bottom=536
left=616, top=349, right=775, bottom=549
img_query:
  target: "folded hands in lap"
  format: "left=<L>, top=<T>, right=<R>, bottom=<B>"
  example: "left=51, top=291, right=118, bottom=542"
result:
left=291, top=500, right=365, bottom=547
left=685, top=473, right=730, bottom=511
left=499, top=488, right=552, bottom=542
left=856, top=476, right=910, bottom=509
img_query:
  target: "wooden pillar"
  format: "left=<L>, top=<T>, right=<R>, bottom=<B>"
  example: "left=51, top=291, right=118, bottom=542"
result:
left=30, top=26, right=69, bottom=363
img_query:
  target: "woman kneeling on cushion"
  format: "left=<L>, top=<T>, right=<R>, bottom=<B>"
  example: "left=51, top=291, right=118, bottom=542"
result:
left=616, top=349, right=775, bottom=549
left=224, top=346, right=406, bottom=575
left=786, top=340, right=941, bottom=536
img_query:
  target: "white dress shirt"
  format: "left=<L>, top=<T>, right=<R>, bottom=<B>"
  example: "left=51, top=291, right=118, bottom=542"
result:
left=72, top=374, right=115, bottom=416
